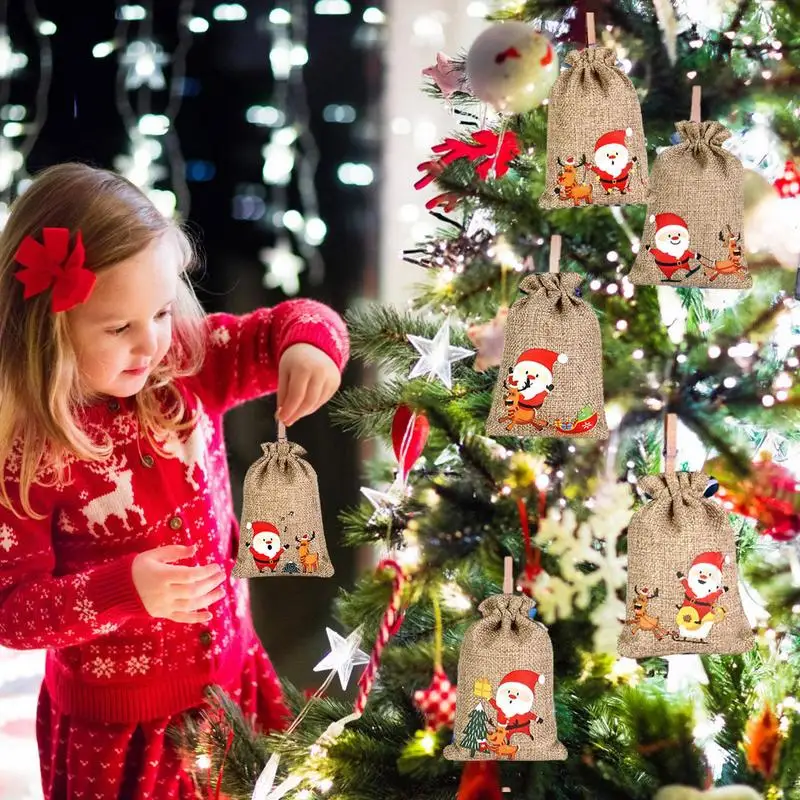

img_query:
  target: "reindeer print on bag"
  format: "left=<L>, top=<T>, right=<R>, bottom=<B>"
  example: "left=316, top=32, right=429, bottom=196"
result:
left=700, top=226, right=748, bottom=283
left=554, top=155, right=593, bottom=206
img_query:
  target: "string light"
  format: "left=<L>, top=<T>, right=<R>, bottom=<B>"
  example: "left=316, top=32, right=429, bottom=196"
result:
left=256, top=2, right=329, bottom=295
left=109, top=0, right=197, bottom=218
left=0, top=1, right=53, bottom=228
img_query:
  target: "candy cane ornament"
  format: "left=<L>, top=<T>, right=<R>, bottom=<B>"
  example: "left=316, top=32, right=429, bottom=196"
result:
left=355, top=559, right=407, bottom=715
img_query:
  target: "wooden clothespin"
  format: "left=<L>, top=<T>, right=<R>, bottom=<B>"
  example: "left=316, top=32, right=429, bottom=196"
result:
left=549, top=234, right=562, bottom=273
left=664, top=413, right=678, bottom=473
left=690, top=85, right=702, bottom=123
left=586, top=13, right=596, bottom=47
left=503, top=556, right=514, bottom=594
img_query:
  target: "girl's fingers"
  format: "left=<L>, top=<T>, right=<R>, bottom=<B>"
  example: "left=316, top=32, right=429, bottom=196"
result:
left=164, top=562, right=222, bottom=584
left=175, top=587, right=226, bottom=613
left=173, top=571, right=227, bottom=601
left=169, top=610, right=213, bottom=625
left=279, top=369, right=311, bottom=425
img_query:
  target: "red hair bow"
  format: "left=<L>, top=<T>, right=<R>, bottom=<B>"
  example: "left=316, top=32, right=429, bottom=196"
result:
left=14, top=227, right=96, bottom=313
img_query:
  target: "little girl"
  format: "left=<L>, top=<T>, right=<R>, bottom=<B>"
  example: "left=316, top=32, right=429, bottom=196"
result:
left=0, top=163, right=350, bottom=799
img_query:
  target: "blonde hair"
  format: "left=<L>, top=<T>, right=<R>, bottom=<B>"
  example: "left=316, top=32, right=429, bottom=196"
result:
left=0, top=163, right=208, bottom=519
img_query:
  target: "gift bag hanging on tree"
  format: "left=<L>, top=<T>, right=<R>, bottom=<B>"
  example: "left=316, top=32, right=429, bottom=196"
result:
left=232, top=422, right=334, bottom=578
left=618, top=472, right=754, bottom=658
left=539, top=21, right=648, bottom=209
left=485, top=240, right=608, bottom=439
left=443, top=591, right=566, bottom=762
left=628, top=88, right=752, bottom=289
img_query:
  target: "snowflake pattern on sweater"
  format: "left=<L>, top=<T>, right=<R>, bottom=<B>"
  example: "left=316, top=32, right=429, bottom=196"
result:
left=0, top=299, right=348, bottom=724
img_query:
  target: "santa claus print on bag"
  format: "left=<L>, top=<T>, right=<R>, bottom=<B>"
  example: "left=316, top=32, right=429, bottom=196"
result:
left=645, top=212, right=703, bottom=283
left=498, top=348, right=567, bottom=432
left=675, top=551, right=729, bottom=642
left=589, top=129, right=638, bottom=195
left=623, top=552, right=729, bottom=645
left=245, top=520, right=287, bottom=573
left=461, top=671, right=547, bottom=760
left=498, top=349, right=599, bottom=435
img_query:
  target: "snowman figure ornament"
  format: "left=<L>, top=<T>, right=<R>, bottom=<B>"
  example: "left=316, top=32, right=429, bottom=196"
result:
left=245, top=521, right=287, bottom=573
left=675, top=551, right=729, bottom=641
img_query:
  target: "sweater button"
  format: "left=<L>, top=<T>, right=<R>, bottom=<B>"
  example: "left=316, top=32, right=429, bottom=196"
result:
left=141, top=454, right=155, bottom=468
left=107, top=399, right=120, bottom=412
left=199, top=630, right=213, bottom=648
left=168, top=516, right=183, bottom=530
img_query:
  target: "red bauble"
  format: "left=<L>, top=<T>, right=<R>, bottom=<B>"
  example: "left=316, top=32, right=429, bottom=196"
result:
left=774, top=160, right=800, bottom=198
left=457, top=761, right=503, bottom=800
left=391, top=405, right=430, bottom=482
left=710, top=457, right=800, bottom=541
left=413, top=667, right=457, bottom=730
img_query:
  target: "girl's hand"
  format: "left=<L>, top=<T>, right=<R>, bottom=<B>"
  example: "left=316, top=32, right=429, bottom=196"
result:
left=277, top=343, right=341, bottom=426
left=131, top=545, right=226, bottom=624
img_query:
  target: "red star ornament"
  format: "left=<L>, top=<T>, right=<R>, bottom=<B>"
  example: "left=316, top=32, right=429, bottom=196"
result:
left=413, top=667, right=457, bottom=730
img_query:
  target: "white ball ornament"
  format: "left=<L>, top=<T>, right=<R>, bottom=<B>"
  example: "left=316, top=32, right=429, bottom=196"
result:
left=466, top=21, right=559, bottom=114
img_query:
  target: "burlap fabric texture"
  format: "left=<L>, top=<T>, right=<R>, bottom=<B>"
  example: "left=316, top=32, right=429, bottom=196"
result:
left=232, top=438, right=334, bottom=578
left=628, top=121, right=752, bottom=289
left=618, top=472, right=754, bottom=658
left=539, top=46, right=648, bottom=209
left=443, top=594, right=567, bottom=762
left=485, top=272, right=608, bottom=439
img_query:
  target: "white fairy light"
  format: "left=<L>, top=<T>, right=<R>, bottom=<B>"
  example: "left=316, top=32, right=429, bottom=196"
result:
left=363, top=7, right=386, bottom=24
left=260, top=242, right=305, bottom=295
left=121, top=39, right=169, bottom=91
left=212, top=4, right=247, bottom=21
left=337, top=162, right=374, bottom=186
left=92, top=41, right=115, bottom=58
left=188, top=17, right=210, bottom=33
left=117, top=4, right=146, bottom=20
left=762, top=395, right=776, bottom=407
left=708, top=345, right=721, bottom=358
left=0, top=27, right=28, bottom=78
left=315, top=0, right=352, bottom=13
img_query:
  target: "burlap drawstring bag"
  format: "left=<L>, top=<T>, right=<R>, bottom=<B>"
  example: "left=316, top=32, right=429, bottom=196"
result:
left=232, top=424, right=334, bottom=578
left=628, top=121, right=752, bottom=289
left=443, top=594, right=566, bottom=762
left=539, top=47, right=648, bottom=209
left=485, top=273, right=608, bottom=439
left=618, top=472, right=754, bottom=658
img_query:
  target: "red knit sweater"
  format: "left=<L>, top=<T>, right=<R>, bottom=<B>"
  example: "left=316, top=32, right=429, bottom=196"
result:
left=0, top=299, right=349, bottom=724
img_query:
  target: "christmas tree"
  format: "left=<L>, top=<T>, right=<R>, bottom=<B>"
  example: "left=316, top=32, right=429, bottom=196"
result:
left=461, top=703, right=491, bottom=758
left=174, top=2, right=800, bottom=798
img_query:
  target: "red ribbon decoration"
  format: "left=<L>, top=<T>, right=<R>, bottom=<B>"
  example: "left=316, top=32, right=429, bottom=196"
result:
left=211, top=728, right=235, bottom=800
left=415, top=129, right=521, bottom=189
left=391, top=405, right=430, bottom=483
left=517, top=496, right=542, bottom=590
left=457, top=761, right=504, bottom=800
left=13, top=228, right=96, bottom=313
